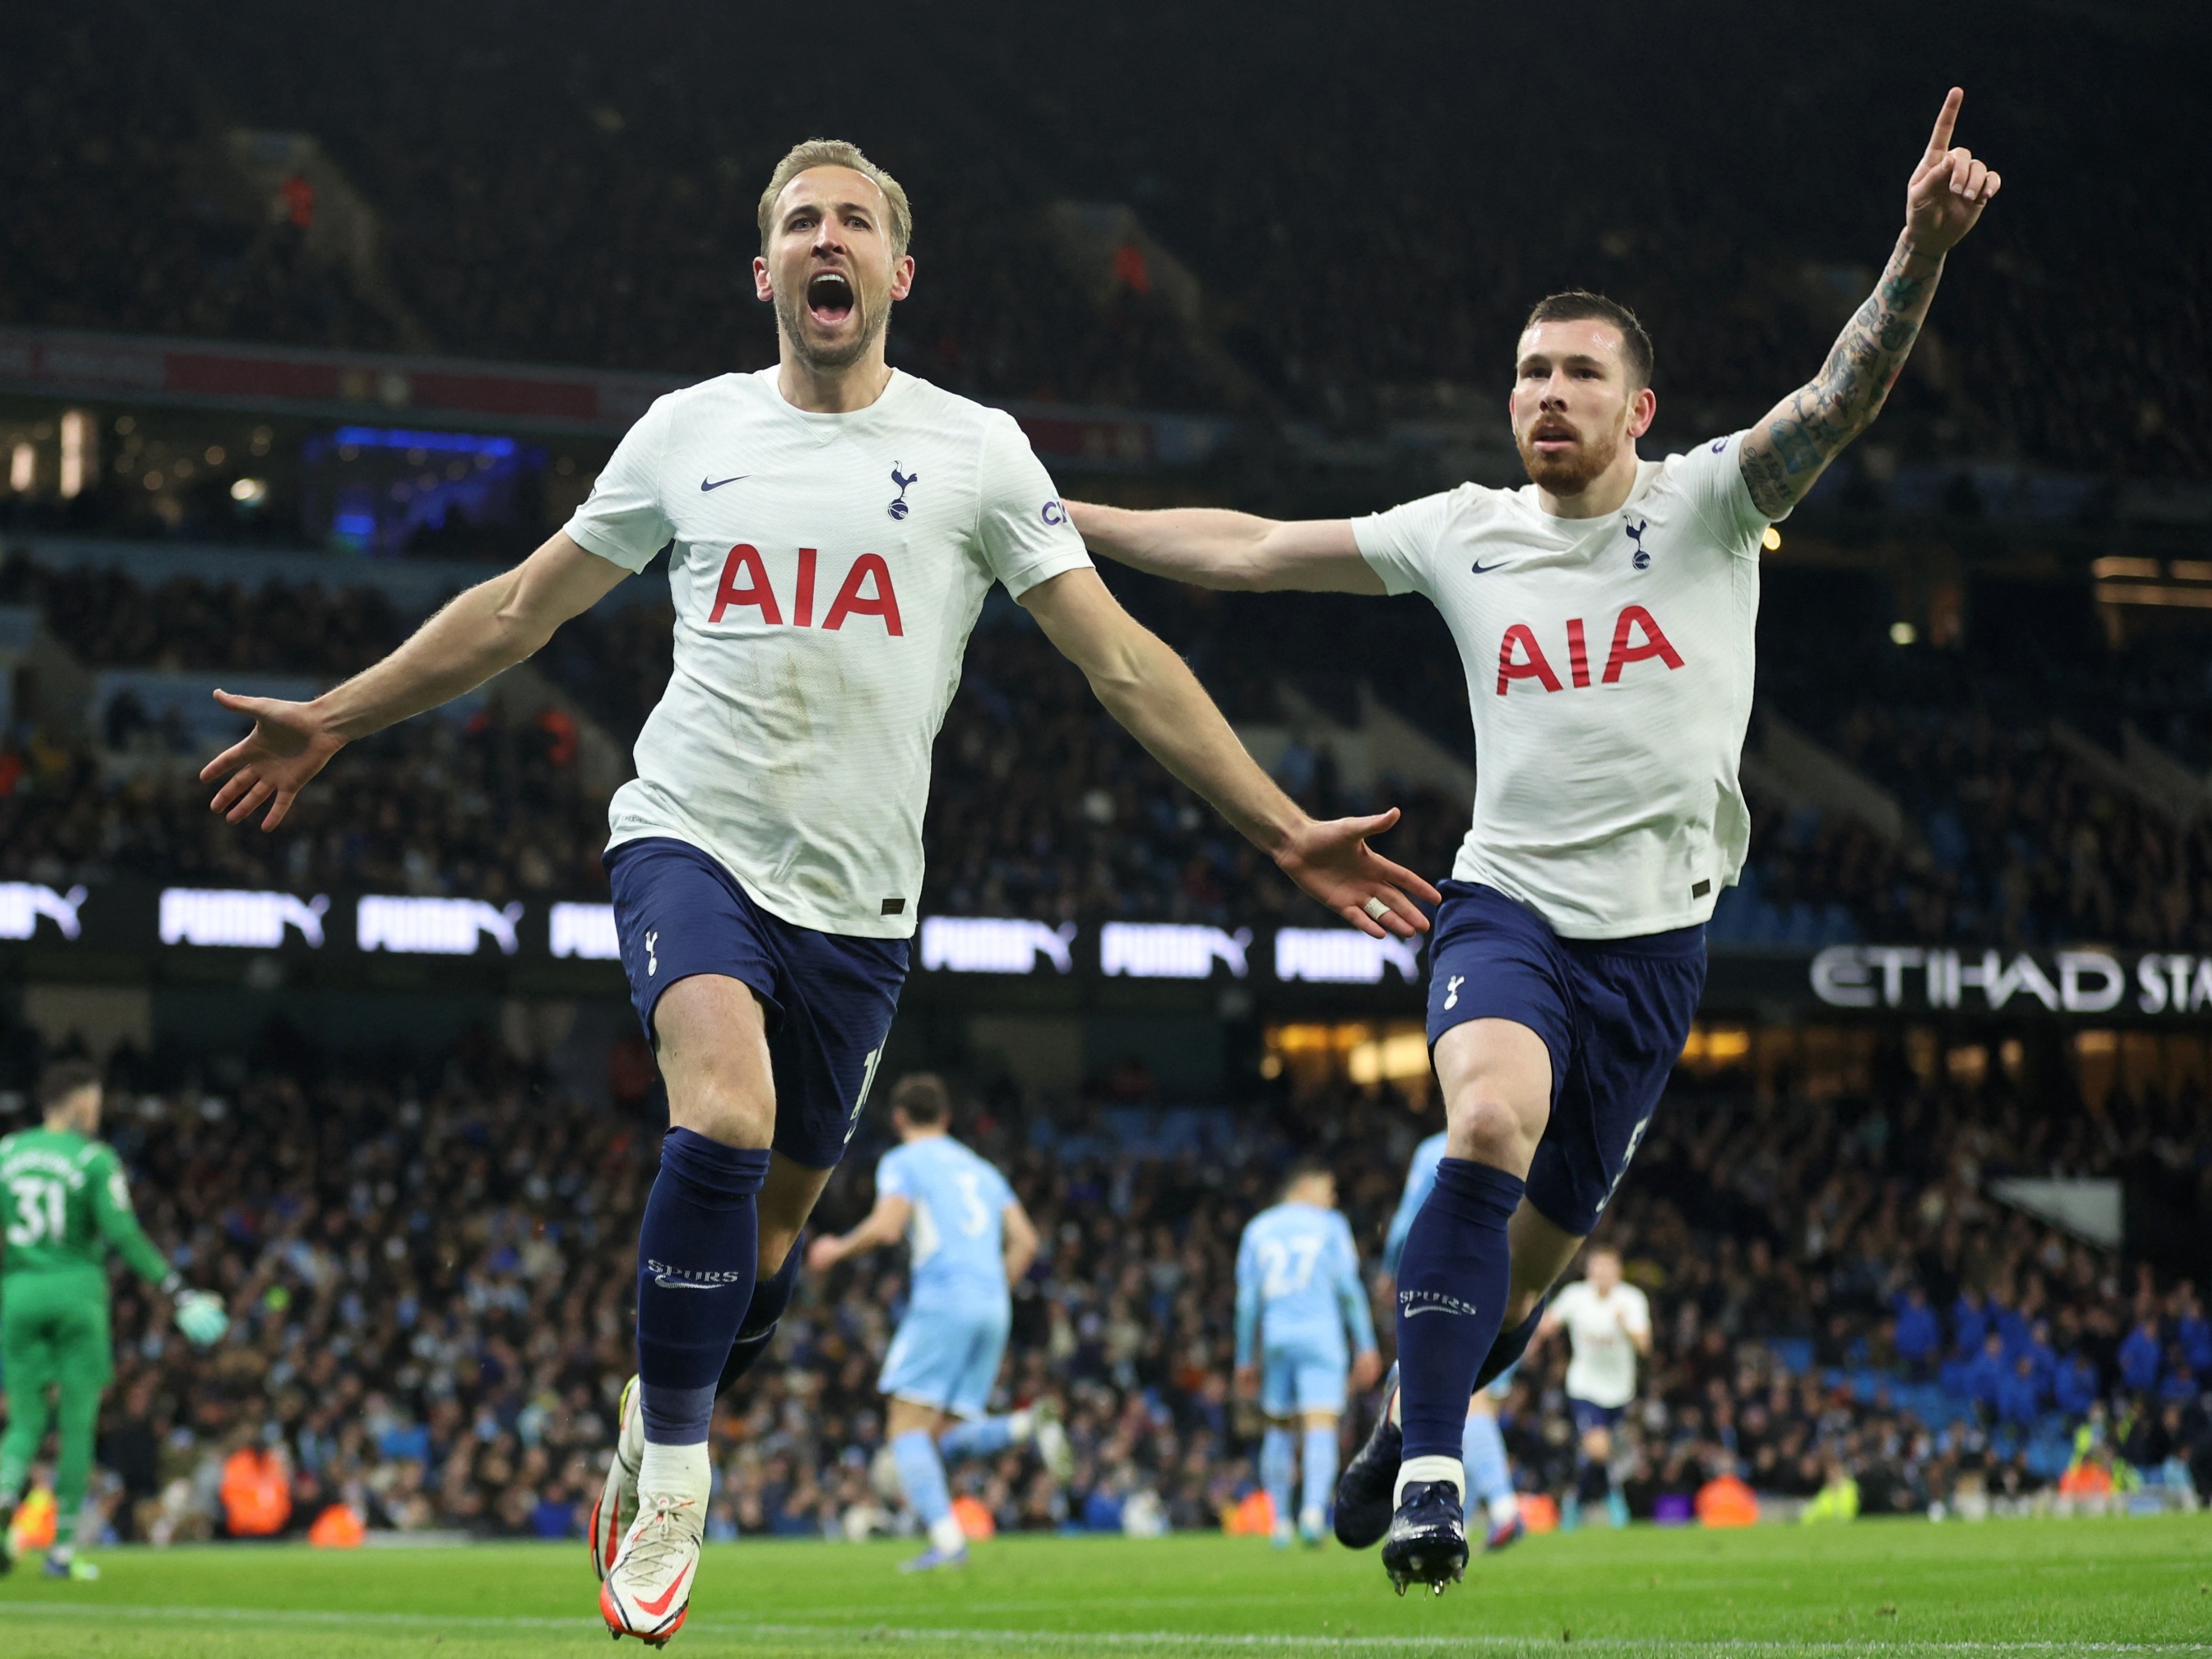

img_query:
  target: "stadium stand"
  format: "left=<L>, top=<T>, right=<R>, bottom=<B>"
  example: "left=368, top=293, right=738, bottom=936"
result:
left=1, top=0, right=2205, bottom=1571
left=8, top=1037, right=2196, bottom=1543
left=5, top=548, right=2206, bottom=948
left=4, top=4, right=2206, bottom=475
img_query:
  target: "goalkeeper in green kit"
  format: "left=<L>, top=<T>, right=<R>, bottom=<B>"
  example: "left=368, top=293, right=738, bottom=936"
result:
left=0, top=1060, right=228, bottom=1578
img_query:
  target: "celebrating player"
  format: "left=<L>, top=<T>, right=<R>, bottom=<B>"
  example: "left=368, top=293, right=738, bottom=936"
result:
left=1234, top=1161, right=1380, bottom=1547
left=1376, top=1131, right=1524, bottom=1553
left=804, top=1072, right=1070, bottom=1571
left=0, top=1061, right=228, bottom=1580
left=199, top=138, right=1433, bottom=1643
left=1537, top=1247, right=1651, bottom=1529
left=1070, top=91, right=2000, bottom=1593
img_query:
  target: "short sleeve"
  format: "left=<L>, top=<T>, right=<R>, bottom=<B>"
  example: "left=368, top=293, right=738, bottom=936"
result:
left=974, top=412, right=1091, bottom=599
left=1352, top=491, right=1457, bottom=598
left=564, top=395, right=678, bottom=573
left=1622, top=1288, right=1653, bottom=1335
left=875, top=1149, right=912, bottom=1198
left=1673, top=432, right=1775, bottom=552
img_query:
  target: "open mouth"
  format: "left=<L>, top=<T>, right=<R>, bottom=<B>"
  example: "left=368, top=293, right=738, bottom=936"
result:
left=805, top=270, right=855, bottom=327
left=1531, top=420, right=1580, bottom=452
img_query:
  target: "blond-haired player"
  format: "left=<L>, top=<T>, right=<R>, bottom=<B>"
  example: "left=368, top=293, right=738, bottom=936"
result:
left=202, top=137, right=1435, bottom=1643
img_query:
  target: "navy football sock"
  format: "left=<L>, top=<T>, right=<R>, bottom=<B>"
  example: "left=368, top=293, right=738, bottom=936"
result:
left=1394, top=1157, right=1524, bottom=1465
left=716, top=1230, right=804, bottom=1397
left=635, top=1127, right=771, bottom=1445
left=1474, top=1300, right=1546, bottom=1392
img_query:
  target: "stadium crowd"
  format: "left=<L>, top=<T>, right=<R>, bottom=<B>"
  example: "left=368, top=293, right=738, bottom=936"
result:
left=1, top=1020, right=2201, bottom=1547
left=6, top=4, right=2207, bottom=481
left=8, top=549, right=2211, bottom=951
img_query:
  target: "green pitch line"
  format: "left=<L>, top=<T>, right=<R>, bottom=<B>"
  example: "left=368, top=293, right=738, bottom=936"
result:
left=0, top=1516, right=2207, bottom=1658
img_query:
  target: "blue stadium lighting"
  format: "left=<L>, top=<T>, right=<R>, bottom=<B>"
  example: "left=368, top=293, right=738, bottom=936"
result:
left=333, top=512, right=378, bottom=537
left=333, top=427, right=518, bottom=458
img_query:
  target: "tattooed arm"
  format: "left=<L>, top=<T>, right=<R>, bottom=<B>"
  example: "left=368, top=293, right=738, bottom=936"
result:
left=1740, top=88, right=2003, bottom=521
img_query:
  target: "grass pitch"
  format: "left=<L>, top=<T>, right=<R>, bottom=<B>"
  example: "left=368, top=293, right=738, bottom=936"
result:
left=0, top=1515, right=2207, bottom=1658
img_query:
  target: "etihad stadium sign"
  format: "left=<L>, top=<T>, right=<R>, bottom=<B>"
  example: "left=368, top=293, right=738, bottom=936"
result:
left=1810, top=945, right=2212, bottom=1017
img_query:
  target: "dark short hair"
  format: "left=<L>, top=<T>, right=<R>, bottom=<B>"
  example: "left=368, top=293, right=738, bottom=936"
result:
left=890, top=1072, right=950, bottom=1127
left=1522, top=291, right=1655, bottom=388
left=1280, top=1157, right=1334, bottom=1199
left=38, top=1058, right=101, bottom=1112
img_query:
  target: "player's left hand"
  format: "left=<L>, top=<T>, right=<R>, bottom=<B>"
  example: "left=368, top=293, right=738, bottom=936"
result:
left=805, top=1234, right=844, bottom=1275
left=1233, top=1362, right=1260, bottom=1401
left=174, top=1288, right=228, bottom=1347
left=1905, top=87, right=2001, bottom=256
left=1273, top=809, right=1440, bottom=940
left=1349, top=1350, right=1384, bottom=1393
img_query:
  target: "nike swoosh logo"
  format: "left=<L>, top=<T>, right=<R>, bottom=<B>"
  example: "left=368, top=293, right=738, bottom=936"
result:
left=1470, top=561, right=1508, bottom=574
left=1403, top=1304, right=1465, bottom=1317
left=635, top=1562, right=692, bottom=1618
left=700, top=475, right=747, bottom=491
left=654, top=1276, right=717, bottom=1290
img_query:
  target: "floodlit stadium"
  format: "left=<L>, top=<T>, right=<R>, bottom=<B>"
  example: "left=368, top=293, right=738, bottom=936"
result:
left=1, top=3, right=2208, bottom=1654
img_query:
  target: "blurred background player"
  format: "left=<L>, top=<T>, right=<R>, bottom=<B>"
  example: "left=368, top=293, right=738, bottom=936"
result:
left=1377, top=1133, right=1524, bottom=1552
left=1234, top=1160, right=1380, bottom=1547
left=1071, top=89, right=2000, bottom=1594
left=807, top=1073, right=1070, bottom=1570
left=197, top=136, right=1433, bottom=1643
left=1537, top=1247, right=1650, bottom=1529
left=0, top=1061, right=227, bottom=1580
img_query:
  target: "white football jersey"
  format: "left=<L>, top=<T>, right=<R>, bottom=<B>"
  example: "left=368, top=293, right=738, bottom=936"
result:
left=1549, top=1278, right=1651, bottom=1409
left=566, top=368, right=1090, bottom=937
left=1355, top=435, right=1773, bottom=940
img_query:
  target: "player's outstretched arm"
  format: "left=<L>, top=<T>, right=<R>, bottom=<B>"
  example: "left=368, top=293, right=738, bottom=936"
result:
left=1738, top=88, right=2002, bottom=521
left=1065, top=502, right=1382, bottom=595
left=1020, top=567, right=1439, bottom=939
left=198, top=531, right=629, bottom=830
left=805, top=1192, right=913, bottom=1274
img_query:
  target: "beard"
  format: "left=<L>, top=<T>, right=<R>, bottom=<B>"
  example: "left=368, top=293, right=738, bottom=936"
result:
left=775, top=282, right=891, bottom=372
left=1515, top=418, right=1623, bottom=497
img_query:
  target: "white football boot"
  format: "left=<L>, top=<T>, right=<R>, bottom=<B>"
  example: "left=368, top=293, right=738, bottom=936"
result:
left=599, top=1470, right=707, bottom=1647
left=1030, top=1398, right=1075, bottom=1482
left=588, top=1375, right=643, bottom=1583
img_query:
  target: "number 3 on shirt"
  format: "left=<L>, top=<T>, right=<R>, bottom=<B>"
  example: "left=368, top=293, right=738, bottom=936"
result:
left=5, top=1175, right=67, bottom=1247
left=953, top=1171, right=991, bottom=1237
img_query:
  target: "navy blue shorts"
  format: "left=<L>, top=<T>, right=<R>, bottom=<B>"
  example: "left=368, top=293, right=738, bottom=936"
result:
left=1426, top=882, right=1704, bottom=1237
left=605, top=837, right=908, bottom=1170
left=1570, top=1398, right=1625, bottom=1436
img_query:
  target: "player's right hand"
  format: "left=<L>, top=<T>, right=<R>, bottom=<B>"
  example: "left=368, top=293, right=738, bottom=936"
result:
left=1233, top=1362, right=1260, bottom=1401
left=174, top=1288, right=229, bottom=1347
left=199, top=691, right=346, bottom=831
left=1272, top=808, right=1441, bottom=940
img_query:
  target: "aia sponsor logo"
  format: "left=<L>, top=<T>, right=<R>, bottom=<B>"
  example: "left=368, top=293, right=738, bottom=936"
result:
left=708, top=544, right=903, bottom=635
left=1495, top=605, right=1682, bottom=694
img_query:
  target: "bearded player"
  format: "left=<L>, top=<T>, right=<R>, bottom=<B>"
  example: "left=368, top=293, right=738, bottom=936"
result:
left=200, top=139, right=1434, bottom=1641
left=1071, top=91, right=1999, bottom=1593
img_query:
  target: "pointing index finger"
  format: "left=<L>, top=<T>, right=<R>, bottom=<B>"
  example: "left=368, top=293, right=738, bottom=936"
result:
left=1927, top=86, right=1963, bottom=157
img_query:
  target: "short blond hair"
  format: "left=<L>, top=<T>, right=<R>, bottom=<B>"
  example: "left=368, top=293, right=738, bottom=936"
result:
left=756, top=139, right=912, bottom=259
